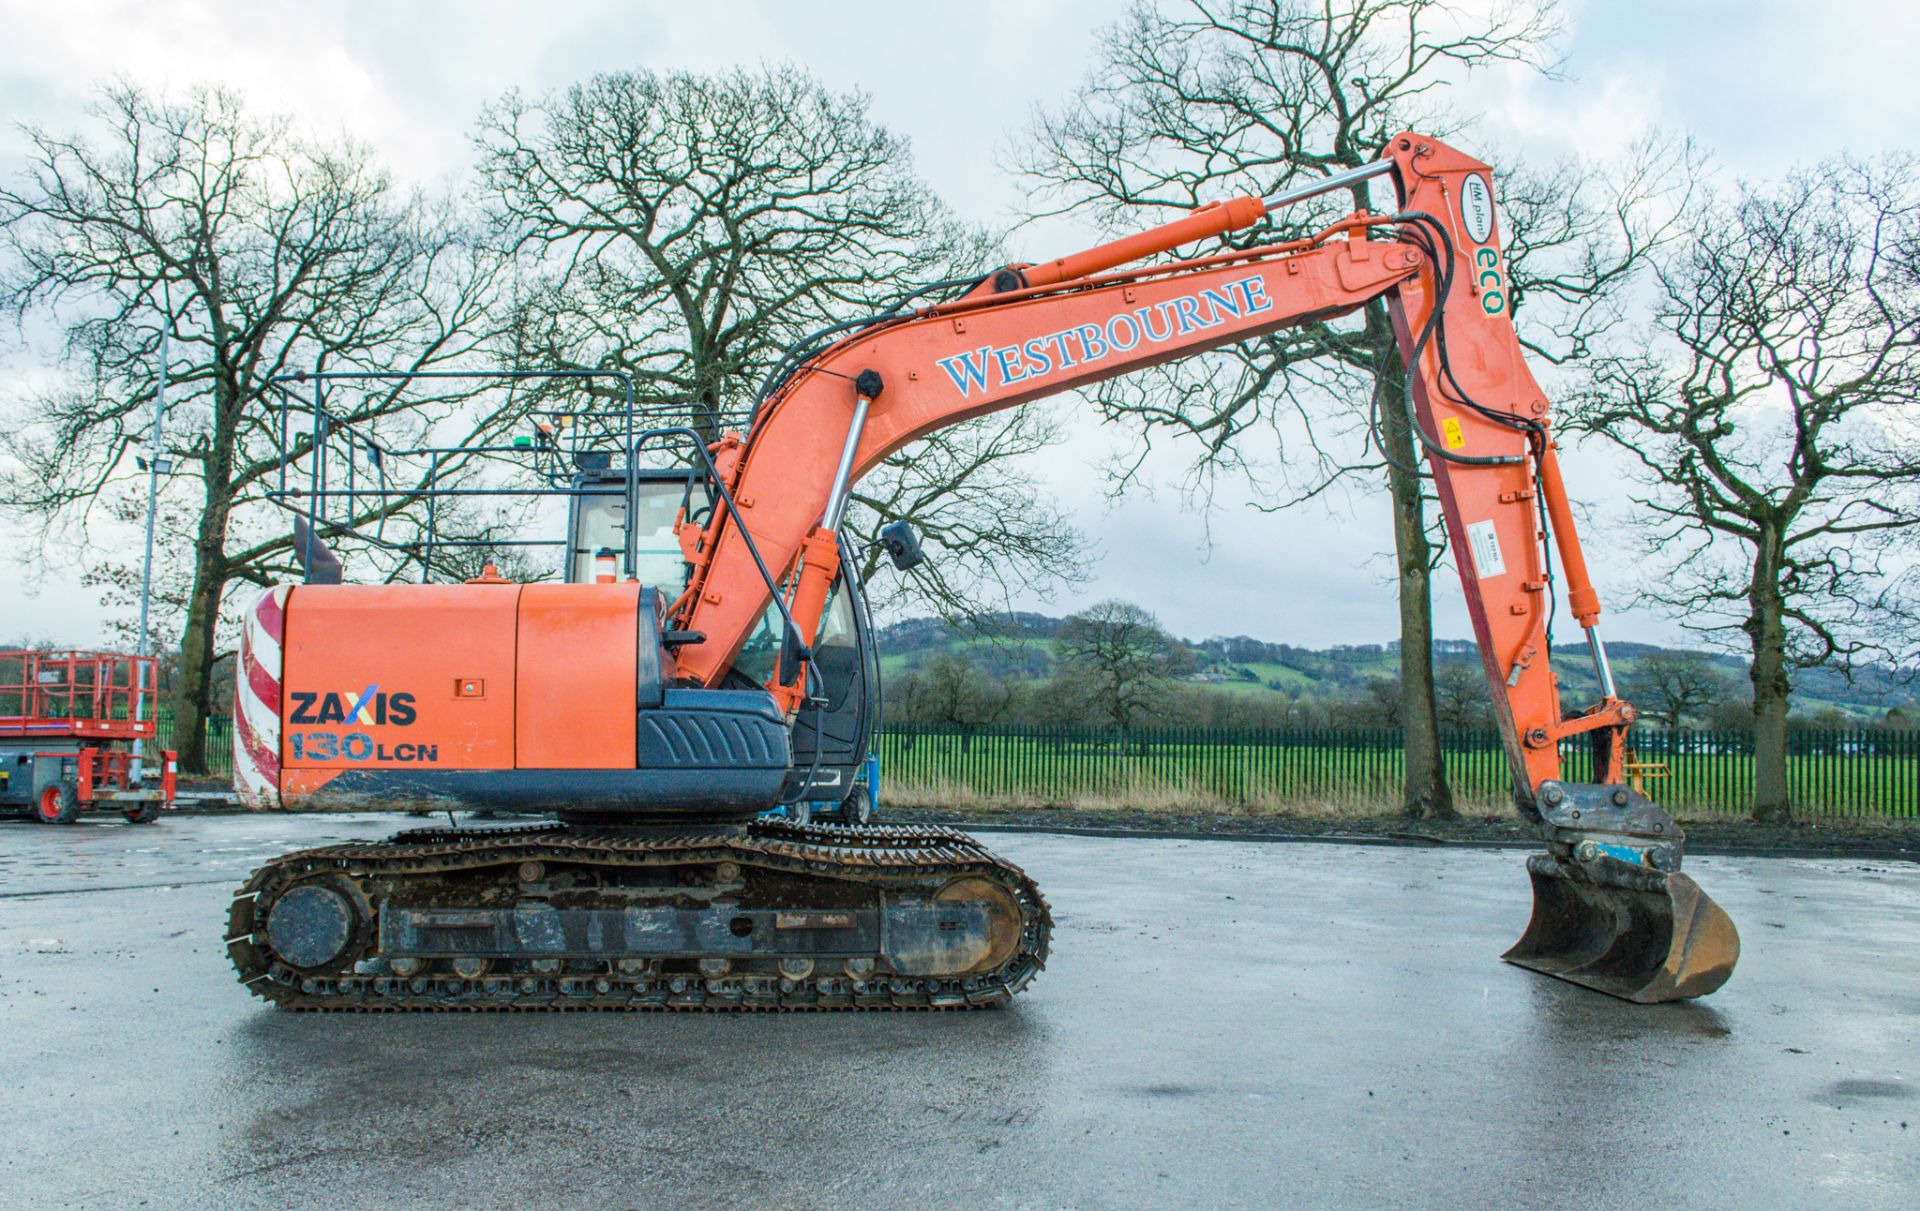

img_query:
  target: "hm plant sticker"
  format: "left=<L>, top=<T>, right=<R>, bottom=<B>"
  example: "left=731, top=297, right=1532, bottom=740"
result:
left=1460, top=172, right=1507, bottom=319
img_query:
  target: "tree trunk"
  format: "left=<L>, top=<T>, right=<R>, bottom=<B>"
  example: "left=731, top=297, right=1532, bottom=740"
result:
left=694, top=383, right=721, bottom=444
left=169, top=501, right=230, bottom=775
left=1746, top=537, right=1792, bottom=822
left=1370, top=319, right=1455, bottom=820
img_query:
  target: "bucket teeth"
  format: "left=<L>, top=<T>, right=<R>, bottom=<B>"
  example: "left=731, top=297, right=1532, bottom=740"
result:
left=1504, top=853, right=1740, bottom=1003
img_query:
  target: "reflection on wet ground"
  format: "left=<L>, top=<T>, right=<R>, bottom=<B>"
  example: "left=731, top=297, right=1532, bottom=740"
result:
left=2, top=814, right=1914, bottom=1209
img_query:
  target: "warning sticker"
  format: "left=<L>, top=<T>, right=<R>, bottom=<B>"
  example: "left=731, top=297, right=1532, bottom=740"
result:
left=1441, top=417, right=1465, bottom=449
left=1466, top=520, right=1506, bottom=578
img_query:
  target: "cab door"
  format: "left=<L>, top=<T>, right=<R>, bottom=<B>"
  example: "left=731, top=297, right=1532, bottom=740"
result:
left=787, top=555, right=877, bottom=798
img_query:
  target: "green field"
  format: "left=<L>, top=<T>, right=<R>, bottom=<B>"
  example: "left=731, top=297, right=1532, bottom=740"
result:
left=875, top=725, right=1920, bottom=819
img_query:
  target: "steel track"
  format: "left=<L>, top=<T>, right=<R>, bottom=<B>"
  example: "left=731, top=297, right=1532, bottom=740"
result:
left=227, top=819, right=1052, bottom=1011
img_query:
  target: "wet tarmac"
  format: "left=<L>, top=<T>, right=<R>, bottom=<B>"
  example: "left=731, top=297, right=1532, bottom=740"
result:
left=1, top=813, right=1914, bottom=1210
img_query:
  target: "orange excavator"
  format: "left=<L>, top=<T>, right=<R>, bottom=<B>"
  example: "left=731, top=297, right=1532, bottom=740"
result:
left=227, top=132, right=1738, bottom=1011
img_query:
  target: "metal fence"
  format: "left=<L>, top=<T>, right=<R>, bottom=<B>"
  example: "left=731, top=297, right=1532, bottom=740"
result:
left=873, top=724, right=1920, bottom=818
left=153, top=713, right=233, bottom=778
left=158, top=715, right=1918, bottom=817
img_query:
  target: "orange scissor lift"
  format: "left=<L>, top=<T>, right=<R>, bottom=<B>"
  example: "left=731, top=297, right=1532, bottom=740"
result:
left=0, top=650, right=176, bottom=824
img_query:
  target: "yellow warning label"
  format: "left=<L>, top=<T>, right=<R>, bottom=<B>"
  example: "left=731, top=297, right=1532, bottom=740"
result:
left=1442, top=416, right=1465, bottom=449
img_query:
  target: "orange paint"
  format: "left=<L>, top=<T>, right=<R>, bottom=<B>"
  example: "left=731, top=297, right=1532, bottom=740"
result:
left=676, top=239, right=1419, bottom=688
left=1017, top=194, right=1268, bottom=288
left=269, top=132, right=1638, bottom=807
left=281, top=583, right=520, bottom=771
left=515, top=583, right=640, bottom=768
left=280, top=768, right=345, bottom=800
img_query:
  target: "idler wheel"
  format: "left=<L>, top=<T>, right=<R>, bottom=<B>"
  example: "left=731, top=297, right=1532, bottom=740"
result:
left=264, top=883, right=359, bottom=971
left=936, top=877, right=1024, bottom=973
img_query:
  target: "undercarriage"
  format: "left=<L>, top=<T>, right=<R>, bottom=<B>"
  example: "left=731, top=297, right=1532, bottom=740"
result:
left=228, top=818, right=1050, bottom=1011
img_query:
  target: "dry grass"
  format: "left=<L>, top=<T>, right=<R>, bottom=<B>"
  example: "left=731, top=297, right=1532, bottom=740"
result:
left=882, top=777, right=1917, bottom=830
left=882, top=776, right=1510, bottom=821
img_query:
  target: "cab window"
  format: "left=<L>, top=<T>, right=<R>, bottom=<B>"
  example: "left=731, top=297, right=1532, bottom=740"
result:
left=568, top=477, right=708, bottom=588
left=731, top=577, right=859, bottom=709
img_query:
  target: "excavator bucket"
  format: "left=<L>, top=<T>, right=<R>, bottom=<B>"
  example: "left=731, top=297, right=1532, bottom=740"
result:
left=1504, top=854, right=1740, bottom=1002
left=1504, top=781, right=1740, bottom=1003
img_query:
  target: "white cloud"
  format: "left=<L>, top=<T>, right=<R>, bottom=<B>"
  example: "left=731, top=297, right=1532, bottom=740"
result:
left=0, top=0, right=1901, bottom=648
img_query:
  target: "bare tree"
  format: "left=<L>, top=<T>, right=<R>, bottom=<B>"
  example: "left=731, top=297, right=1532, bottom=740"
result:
left=892, top=654, right=1015, bottom=726
left=1569, top=155, right=1920, bottom=819
left=1055, top=600, right=1188, bottom=738
left=1016, top=0, right=1680, bottom=819
left=0, top=85, right=508, bottom=770
left=1357, top=674, right=1404, bottom=727
left=1628, top=650, right=1728, bottom=735
left=1433, top=659, right=1493, bottom=729
left=476, top=65, right=1089, bottom=621
left=850, top=407, right=1088, bottom=618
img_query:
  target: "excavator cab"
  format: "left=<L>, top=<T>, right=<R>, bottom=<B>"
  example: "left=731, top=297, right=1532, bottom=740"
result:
left=563, top=464, right=880, bottom=806
left=563, top=464, right=709, bottom=589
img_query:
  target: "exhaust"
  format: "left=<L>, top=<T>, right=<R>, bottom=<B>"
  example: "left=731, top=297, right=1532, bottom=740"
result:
left=1504, top=781, right=1740, bottom=1003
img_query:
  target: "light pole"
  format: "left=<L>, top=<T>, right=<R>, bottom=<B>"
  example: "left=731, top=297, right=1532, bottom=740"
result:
left=132, top=317, right=173, bottom=778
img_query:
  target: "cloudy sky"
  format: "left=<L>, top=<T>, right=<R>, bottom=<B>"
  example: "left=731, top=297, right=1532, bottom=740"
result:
left=1, top=0, right=1912, bottom=648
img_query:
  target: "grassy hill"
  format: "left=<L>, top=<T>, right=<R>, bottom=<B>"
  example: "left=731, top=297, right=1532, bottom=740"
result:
left=876, top=613, right=1919, bottom=724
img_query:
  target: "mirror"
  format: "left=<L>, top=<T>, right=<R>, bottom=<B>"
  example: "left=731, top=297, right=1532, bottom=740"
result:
left=879, top=520, right=926, bottom=572
left=777, top=624, right=812, bottom=688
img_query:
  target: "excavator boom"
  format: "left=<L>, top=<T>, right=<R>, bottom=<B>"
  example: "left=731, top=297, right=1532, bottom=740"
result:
left=676, top=139, right=1599, bottom=790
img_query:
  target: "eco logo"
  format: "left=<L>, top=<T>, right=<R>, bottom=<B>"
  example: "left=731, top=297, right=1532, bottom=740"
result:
left=1473, top=246, right=1509, bottom=318
left=1459, top=172, right=1508, bottom=318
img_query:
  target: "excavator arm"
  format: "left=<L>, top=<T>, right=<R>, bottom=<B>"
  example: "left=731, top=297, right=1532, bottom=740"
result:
left=670, top=131, right=1739, bottom=1002
left=676, top=134, right=1602, bottom=797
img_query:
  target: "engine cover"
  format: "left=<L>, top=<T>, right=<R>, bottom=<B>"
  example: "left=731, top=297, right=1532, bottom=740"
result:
left=236, top=583, right=791, bottom=818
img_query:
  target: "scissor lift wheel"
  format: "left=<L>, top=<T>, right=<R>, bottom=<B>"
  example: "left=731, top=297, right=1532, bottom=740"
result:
left=35, top=782, right=81, bottom=825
